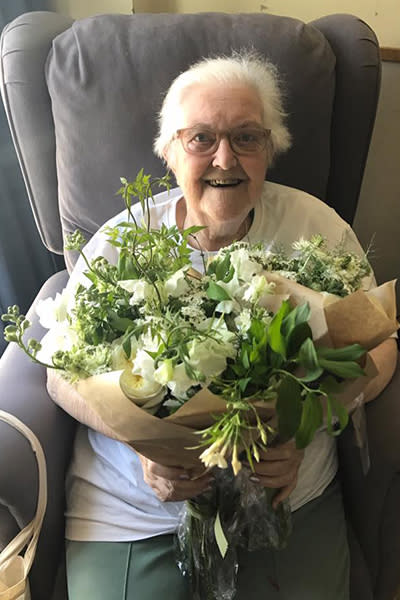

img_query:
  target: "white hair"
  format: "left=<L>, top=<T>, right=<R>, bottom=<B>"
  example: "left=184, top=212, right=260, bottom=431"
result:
left=153, top=50, right=291, bottom=162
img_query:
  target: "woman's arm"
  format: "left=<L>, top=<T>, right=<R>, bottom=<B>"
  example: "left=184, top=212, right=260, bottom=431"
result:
left=363, top=338, right=398, bottom=403
left=249, top=338, right=398, bottom=508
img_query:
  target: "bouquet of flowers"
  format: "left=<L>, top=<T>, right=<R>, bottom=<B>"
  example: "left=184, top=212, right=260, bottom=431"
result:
left=2, top=171, right=398, bottom=600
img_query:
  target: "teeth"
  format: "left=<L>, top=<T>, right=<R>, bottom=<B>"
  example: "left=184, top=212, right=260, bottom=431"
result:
left=207, top=179, right=241, bottom=186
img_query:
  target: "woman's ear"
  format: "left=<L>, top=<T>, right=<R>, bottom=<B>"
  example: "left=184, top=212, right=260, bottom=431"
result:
left=163, top=144, right=176, bottom=174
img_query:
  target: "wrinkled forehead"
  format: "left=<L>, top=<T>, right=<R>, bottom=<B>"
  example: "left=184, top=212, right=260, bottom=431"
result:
left=176, top=81, right=265, bottom=129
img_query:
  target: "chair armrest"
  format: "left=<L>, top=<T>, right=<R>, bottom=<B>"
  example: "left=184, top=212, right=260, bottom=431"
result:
left=338, top=355, right=400, bottom=595
left=0, top=269, right=76, bottom=599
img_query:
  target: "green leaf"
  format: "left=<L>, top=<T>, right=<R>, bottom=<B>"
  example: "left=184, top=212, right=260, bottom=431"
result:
left=293, top=303, right=311, bottom=326
left=206, top=281, right=232, bottom=302
left=282, top=303, right=310, bottom=338
left=238, top=377, right=251, bottom=393
left=326, top=395, right=349, bottom=436
left=122, top=336, right=132, bottom=358
left=316, top=344, right=366, bottom=362
left=241, top=348, right=250, bottom=369
left=295, top=393, right=323, bottom=448
left=298, top=338, right=323, bottom=381
left=276, top=376, right=303, bottom=440
left=320, top=376, right=343, bottom=395
left=108, top=312, right=135, bottom=333
left=286, top=321, right=313, bottom=358
left=267, top=300, right=291, bottom=358
left=214, top=511, right=228, bottom=558
left=298, top=338, right=319, bottom=370
left=318, top=358, right=365, bottom=379
left=215, top=253, right=231, bottom=281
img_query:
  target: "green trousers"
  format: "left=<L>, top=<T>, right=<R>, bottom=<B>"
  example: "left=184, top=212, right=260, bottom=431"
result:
left=66, top=480, right=349, bottom=600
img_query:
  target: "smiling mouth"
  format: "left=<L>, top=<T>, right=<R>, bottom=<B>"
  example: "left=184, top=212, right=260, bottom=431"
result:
left=205, top=178, right=243, bottom=187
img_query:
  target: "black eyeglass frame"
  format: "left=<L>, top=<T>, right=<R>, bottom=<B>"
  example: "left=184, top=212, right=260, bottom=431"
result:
left=174, top=126, right=272, bottom=156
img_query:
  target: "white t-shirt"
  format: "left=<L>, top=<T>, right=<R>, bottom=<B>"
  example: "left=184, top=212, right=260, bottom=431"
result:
left=65, top=181, right=371, bottom=542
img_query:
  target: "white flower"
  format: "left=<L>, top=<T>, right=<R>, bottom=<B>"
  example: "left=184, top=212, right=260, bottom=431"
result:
left=229, top=248, right=263, bottom=281
left=234, top=308, right=252, bottom=333
left=154, top=358, right=174, bottom=385
left=36, top=289, right=70, bottom=329
left=164, top=268, right=190, bottom=298
left=167, top=362, right=197, bottom=398
left=36, top=323, right=78, bottom=363
left=131, top=349, right=156, bottom=380
left=117, top=279, right=156, bottom=304
left=110, top=337, right=138, bottom=370
left=140, top=329, right=162, bottom=354
left=187, top=335, right=235, bottom=379
left=215, top=300, right=237, bottom=314
left=181, top=304, right=206, bottom=324
left=119, top=367, right=165, bottom=406
left=243, top=275, right=275, bottom=303
left=199, top=439, right=229, bottom=469
left=215, top=274, right=241, bottom=299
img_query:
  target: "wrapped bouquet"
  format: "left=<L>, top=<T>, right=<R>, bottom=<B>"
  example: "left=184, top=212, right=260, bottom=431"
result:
left=3, top=171, right=398, bottom=600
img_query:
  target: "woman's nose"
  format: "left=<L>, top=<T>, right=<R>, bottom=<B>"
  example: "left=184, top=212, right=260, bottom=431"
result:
left=211, top=136, right=238, bottom=170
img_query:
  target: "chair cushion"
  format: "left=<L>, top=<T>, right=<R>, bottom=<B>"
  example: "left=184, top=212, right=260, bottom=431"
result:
left=46, top=13, right=335, bottom=271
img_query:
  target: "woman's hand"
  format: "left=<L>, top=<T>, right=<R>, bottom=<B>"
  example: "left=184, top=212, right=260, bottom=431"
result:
left=248, top=440, right=304, bottom=509
left=137, top=454, right=214, bottom=502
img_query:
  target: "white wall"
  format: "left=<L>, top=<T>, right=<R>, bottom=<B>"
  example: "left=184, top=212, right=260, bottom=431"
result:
left=49, top=0, right=399, bottom=46
left=132, top=0, right=399, bottom=46
left=49, top=0, right=131, bottom=18
left=353, top=61, right=400, bottom=287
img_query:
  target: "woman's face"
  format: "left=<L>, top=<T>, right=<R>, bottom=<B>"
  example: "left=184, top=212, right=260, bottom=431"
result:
left=164, top=82, right=269, bottom=230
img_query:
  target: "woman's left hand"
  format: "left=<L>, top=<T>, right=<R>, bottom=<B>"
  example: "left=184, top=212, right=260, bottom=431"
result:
left=248, top=440, right=304, bottom=509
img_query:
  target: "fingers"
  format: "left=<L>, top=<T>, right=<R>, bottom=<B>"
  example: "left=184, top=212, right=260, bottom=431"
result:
left=137, top=455, right=214, bottom=502
left=247, top=440, right=304, bottom=508
left=271, top=478, right=298, bottom=509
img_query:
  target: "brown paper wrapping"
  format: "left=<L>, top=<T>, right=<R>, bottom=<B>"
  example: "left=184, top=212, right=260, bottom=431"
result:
left=46, top=277, right=397, bottom=468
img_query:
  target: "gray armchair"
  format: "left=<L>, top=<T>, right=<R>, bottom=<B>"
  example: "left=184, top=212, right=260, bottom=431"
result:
left=0, top=11, right=399, bottom=600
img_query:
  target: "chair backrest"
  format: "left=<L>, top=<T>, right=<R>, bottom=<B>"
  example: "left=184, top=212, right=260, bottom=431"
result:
left=1, top=11, right=381, bottom=273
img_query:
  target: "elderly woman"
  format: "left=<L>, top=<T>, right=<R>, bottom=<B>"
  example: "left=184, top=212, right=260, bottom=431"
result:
left=63, top=52, right=397, bottom=600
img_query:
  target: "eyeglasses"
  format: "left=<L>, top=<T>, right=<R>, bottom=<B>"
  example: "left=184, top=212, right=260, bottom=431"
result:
left=175, top=126, right=271, bottom=156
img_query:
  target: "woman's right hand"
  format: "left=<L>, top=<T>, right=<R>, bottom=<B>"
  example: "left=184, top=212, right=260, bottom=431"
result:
left=137, top=454, right=214, bottom=502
